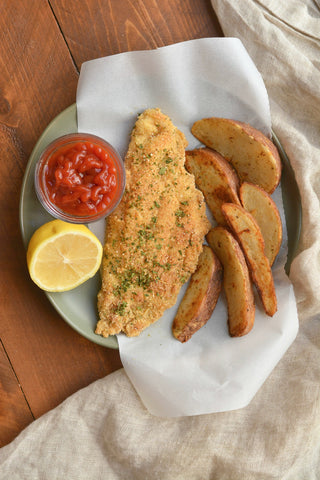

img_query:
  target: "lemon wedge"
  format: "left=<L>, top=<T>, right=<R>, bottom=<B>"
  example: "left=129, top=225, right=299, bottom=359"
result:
left=27, top=219, right=103, bottom=292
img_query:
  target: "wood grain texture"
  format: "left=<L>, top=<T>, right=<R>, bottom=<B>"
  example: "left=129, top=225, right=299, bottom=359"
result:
left=49, top=0, right=223, bottom=67
left=0, top=341, right=34, bottom=447
left=0, top=1, right=78, bottom=155
left=0, top=0, right=122, bottom=444
left=0, top=0, right=222, bottom=447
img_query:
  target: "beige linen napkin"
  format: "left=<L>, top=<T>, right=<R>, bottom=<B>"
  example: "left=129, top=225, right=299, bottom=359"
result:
left=1, top=1, right=319, bottom=478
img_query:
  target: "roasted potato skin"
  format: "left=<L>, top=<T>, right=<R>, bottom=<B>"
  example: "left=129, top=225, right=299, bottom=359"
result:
left=239, top=182, right=282, bottom=265
left=191, top=117, right=282, bottom=194
left=185, top=148, right=240, bottom=226
left=172, top=245, right=223, bottom=343
left=206, top=227, right=255, bottom=337
left=222, top=203, right=277, bottom=317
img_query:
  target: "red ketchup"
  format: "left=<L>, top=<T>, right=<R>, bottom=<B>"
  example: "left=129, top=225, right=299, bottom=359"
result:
left=35, top=134, right=125, bottom=223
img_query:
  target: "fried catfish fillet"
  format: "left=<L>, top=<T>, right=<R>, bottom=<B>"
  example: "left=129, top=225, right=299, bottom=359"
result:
left=96, top=108, right=210, bottom=338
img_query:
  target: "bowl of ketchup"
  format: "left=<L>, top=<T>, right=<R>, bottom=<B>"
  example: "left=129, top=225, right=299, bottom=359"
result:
left=35, top=133, right=125, bottom=223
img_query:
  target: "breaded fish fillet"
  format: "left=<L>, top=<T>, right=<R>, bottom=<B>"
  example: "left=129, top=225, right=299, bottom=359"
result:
left=96, top=108, right=210, bottom=337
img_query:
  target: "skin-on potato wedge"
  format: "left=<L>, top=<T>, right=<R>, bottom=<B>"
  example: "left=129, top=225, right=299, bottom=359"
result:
left=191, top=117, right=282, bottom=194
left=185, top=148, right=241, bottom=225
left=240, top=182, right=283, bottom=265
left=222, top=203, right=277, bottom=317
left=206, top=227, right=255, bottom=337
left=172, top=245, right=223, bottom=343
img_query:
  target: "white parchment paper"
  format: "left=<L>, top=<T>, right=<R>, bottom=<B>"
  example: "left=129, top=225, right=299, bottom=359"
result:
left=76, top=38, right=298, bottom=417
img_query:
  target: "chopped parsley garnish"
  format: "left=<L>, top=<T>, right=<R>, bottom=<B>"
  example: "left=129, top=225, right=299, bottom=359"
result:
left=114, top=301, right=127, bottom=316
left=175, top=209, right=186, bottom=218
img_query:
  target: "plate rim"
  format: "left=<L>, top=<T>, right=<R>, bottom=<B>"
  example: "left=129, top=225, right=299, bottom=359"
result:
left=272, top=132, right=302, bottom=273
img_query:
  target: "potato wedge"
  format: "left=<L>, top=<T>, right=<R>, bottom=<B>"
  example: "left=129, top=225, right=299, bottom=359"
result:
left=240, top=182, right=283, bottom=265
left=172, top=245, right=223, bottom=343
left=222, top=203, right=277, bottom=316
left=185, top=148, right=241, bottom=225
left=191, top=117, right=281, bottom=194
left=206, top=227, right=255, bottom=337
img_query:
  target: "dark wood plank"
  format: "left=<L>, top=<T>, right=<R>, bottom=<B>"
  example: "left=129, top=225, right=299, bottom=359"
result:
left=49, top=0, right=223, bottom=67
left=0, top=0, right=121, bottom=435
left=0, top=341, right=34, bottom=448
left=0, top=1, right=78, bottom=156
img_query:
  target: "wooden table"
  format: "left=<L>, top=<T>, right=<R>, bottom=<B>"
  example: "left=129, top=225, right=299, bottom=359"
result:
left=0, top=0, right=222, bottom=447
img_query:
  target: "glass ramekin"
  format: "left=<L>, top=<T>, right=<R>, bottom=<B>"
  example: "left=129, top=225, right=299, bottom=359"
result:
left=34, top=133, right=126, bottom=224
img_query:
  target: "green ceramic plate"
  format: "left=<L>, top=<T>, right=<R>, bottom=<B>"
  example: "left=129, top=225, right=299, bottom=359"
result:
left=19, top=104, right=301, bottom=349
left=272, top=133, right=302, bottom=273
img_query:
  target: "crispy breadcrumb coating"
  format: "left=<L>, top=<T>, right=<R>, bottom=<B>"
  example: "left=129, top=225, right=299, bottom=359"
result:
left=96, top=108, right=210, bottom=337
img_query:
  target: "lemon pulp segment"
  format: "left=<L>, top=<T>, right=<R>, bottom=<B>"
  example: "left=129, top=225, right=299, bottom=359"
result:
left=27, top=220, right=103, bottom=292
